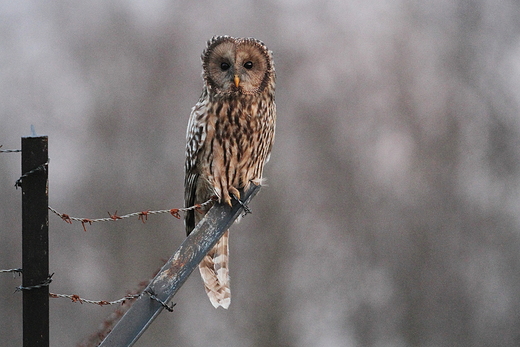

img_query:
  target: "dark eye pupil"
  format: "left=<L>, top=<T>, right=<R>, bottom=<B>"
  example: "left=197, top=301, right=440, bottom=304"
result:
left=244, top=61, right=253, bottom=69
left=220, top=62, right=230, bottom=71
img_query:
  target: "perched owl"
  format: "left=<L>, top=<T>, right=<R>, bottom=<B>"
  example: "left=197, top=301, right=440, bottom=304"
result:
left=184, top=36, right=276, bottom=309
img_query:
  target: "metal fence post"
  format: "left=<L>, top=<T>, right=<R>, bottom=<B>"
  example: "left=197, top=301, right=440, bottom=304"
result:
left=21, top=135, right=49, bottom=347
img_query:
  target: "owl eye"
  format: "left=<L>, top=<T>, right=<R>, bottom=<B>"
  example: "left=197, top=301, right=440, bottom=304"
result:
left=220, top=62, right=231, bottom=71
left=244, top=61, right=253, bottom=69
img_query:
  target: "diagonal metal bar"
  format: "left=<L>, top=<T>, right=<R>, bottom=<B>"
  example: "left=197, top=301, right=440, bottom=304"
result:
left=99, top=184, right=261, bottom=347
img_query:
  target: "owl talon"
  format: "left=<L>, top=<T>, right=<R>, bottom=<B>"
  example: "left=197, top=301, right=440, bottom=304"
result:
left=231, top=193, right=252, bottom=215
left=229, top=186, right=240, bottom=200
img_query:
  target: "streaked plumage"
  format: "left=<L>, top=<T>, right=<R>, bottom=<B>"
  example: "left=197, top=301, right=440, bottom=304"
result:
left=184, top=36, right=276, bottom=308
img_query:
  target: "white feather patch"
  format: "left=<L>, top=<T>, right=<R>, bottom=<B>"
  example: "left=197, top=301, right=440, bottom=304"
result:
left=198, top=230, right=231, bottom=309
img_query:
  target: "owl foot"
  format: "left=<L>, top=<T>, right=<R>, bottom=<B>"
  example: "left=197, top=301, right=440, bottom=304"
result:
left=231, top=193, right=252, bottom=215
left=229, top=186, right=240, bottom=201
left=223, top=186, right=239, bottom=206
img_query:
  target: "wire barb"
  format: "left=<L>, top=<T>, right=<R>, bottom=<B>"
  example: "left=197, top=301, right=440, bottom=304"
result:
left=107, top=211, right=123, bottom=220
left=138, top=210, right=150, bottom=223
left=169, top=209, right=181, bottom=219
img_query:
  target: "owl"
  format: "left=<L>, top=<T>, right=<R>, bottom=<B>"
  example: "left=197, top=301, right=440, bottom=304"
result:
left=184, top=36, right=276, bottom=309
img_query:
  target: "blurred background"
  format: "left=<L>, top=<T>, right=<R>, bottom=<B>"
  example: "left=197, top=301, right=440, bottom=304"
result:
left=2, top=0, right=520, bottom=346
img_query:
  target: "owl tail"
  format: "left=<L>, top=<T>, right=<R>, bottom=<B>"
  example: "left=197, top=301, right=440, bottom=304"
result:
left=198, top=230, right=231, bottom=309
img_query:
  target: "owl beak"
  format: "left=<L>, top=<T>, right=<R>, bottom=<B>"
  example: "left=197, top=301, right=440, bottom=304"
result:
left=234, top=75, right=240, bottom=88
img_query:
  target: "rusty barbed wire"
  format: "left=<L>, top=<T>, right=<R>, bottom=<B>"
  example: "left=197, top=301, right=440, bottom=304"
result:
left=5, top=270, right=142, bottom=307
left=2, top=270, right=143, bottom=306
left=49, top=292, right=141, bottom=306
left=48, top=196, right=217, bottom=231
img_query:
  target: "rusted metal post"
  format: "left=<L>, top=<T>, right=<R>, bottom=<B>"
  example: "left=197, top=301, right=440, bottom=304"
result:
left=21, top=135, right=49, bottom=347
left=99, top=184, right=260, bottom=347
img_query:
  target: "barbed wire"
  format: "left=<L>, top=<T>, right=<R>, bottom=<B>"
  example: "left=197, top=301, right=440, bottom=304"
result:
left=49, top=292, right=141, bottom=306
left=0, top=270, right=142, bottom=306
left=15, top=273, right=54, bottom=292
left=144, top=289, right=176, bottom=312
left=1, top=269, right=143, bottom=306
left=48, top=196, right=217, bottom=231
left=0, top=268, right=22, bottom=275
left=0, top=145, right=21, bottom=153
left=15, top=159, right=49, bottom=188
left=2, top=269, right=165, bottom=307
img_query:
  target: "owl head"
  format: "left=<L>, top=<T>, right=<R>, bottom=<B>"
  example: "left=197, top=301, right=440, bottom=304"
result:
left=201, top=36, right=274, bottom=97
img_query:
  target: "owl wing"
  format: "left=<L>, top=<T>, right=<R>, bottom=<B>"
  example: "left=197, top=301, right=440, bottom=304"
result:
left=184, top=95, right=208, bottom=236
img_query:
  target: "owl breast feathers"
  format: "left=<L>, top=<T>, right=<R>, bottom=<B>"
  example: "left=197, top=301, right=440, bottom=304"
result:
left=184, top=36, right=276, bottom=308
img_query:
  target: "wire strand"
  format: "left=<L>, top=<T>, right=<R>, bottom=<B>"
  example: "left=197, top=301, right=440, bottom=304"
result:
left=48, top=197, right=216, bottom=230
